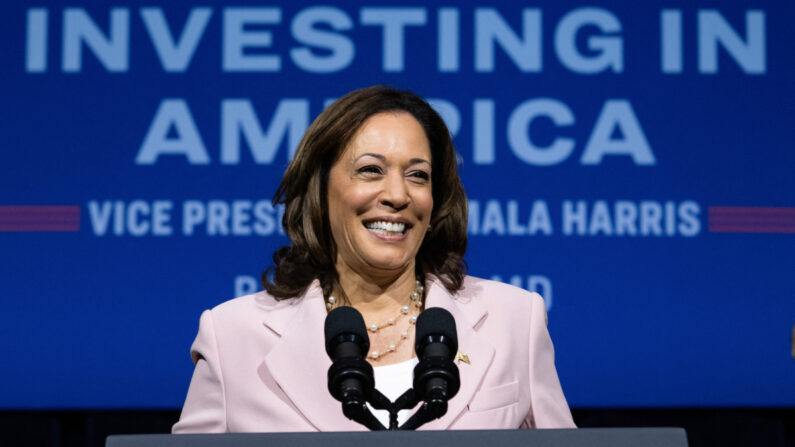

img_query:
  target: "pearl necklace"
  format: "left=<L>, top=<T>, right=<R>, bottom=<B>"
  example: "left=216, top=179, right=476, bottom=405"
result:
left=326, top=280, right=424, bottom=360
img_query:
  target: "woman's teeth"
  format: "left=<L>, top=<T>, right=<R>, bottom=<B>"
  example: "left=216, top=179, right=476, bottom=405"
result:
left=366, top=221, right=406, bottom=235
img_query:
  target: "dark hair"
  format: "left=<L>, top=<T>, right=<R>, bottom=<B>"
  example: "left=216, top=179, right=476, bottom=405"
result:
left=262, top=85, right=467, bottom=299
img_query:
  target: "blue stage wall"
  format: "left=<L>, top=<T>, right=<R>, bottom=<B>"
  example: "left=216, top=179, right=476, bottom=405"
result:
left=1, top=0, right=793, bottom=408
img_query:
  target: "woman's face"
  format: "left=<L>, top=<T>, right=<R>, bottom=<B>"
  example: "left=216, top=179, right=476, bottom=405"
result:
left=327, top=112, right=434, bottom=279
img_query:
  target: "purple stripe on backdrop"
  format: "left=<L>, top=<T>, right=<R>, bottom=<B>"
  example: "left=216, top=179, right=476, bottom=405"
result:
left=708, top=206, right=795, bottom=233
left=0, top=206, right=80, bottom=232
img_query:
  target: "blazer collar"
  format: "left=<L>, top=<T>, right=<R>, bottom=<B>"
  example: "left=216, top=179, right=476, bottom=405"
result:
left=261, top=277, right=494, bottom=431
left=262, top=282, right=363, bottom=431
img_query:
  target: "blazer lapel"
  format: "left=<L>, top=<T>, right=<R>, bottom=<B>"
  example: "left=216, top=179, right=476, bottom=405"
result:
left=421, top=278, right=495, bottom=430
left=262, top=282, right=364, bottom=431
left=261, top=278, right=493, bottom=431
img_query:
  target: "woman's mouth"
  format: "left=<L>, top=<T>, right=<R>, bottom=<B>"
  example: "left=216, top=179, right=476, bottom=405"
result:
left=365, top=220, right=408, bottom=236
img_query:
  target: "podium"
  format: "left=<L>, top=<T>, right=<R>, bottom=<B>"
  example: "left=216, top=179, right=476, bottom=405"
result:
left=107, top=428, right=688, bottom=447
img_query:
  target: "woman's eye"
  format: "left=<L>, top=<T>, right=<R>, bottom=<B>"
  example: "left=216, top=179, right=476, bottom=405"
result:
left=358, top=165, right=382, bottom=175
left=409, top=171, right=430, bottom=181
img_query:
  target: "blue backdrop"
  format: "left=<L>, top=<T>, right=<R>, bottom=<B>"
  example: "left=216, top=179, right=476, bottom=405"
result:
left=1, top=0, right=794, bottom=408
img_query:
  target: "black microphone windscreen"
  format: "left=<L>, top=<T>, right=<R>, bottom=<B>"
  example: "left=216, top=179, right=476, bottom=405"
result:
left=324, top=306, right=369, bottom=357
left=416, top=307, right=458, bottom=352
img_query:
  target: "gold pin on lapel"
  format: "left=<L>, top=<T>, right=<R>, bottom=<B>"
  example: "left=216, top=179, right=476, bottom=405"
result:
left=456, top=350, right=471, bottom=365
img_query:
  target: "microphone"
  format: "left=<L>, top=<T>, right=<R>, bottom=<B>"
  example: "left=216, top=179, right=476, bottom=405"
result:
left=411, top=307, right=460, bottom=420
left=324, top=306, right=383, bottom=429
left=325, top=306, right=371, bottom=361
left=324, top=306, right=374, bottom=405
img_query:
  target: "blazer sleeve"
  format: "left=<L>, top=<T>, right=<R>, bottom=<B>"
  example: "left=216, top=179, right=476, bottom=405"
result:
left=522, top=294, right=576, bottom=428
left=172, top=310, right=228, bottom=433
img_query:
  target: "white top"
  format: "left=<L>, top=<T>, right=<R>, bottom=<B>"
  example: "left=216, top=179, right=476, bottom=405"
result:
left=367, top=357, right=420, bottom=429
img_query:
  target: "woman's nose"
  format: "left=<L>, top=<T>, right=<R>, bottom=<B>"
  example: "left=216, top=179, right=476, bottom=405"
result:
left=380, top=173, right=410, bottom=211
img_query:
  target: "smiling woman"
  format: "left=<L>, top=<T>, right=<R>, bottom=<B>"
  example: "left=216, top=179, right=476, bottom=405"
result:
left=327, top=114, right=434, bottom=288
left=172, top=85, right=575, bottom=432
left=266, top=85, right=468, bottom=304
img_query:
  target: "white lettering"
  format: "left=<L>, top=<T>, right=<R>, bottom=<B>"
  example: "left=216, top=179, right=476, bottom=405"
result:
left=140, top=7, right=212, bottom=72
left=207, top=200, right=230, bottom=235
left=152, top=201, right=173, bottom=235
left=506, top=200, right=526, bottom=235
left=473, top=99, right=495, bottom=165
left=113, top=201, right=124, bottom=235
left=87, top=200, right=173, bottom=236
left=220, top=99, right=309, bottom=164
left=481, top=199, right=505, bottom=235
left=698, top=10, right=766, bottom=74
left=438, top=8, right=460, bottom=72
left=62, top=8, right=129, bottom=72
left=232, top=200, right=252, bottom=236
left=182, top=200, right=284, bottom=236
left=235, top=275, right=259, bottom=297
left=581, top=100, right=655, bottom=165
left=661, top=9, right=683, bottom=73
left=290, top=6, right=354, bottom=73
left=427, top=99, right=461, bottom=137
left=253, top=201, right=281, bottom=235
left=475, top=8, right=541, bottom=72
left=508, top=98, right=575, bottom=166
left=127, top=200, right=150, bottom=236
left=136, top=99, right=210, bottom=165
left=678, top=201, right=701, bottom=236
left=562, top=200, right=587, bottom=235
left=26, top=9, right=48, bottom=72
left=467, top=199, right=480, bottom=234
left=665, top=201, right=677, bottom=235
left=360, top=8, right=427, bottom=72
left=87, top=200, right=113, bottom=236
left=182, top=200, right=206, bottom=236
left=555, top=8, right=623, bottom=74
left=223, top=8, right=281, bottom=72
left=640, top=201, right=663, bottom=236
left=528, top=201, right=553, bottom=235
left=614, top=200, right=638, bottom=236
left=589, top=200, right=612, bottom=235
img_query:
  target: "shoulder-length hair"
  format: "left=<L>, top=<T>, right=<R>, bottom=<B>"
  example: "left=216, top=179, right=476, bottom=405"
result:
left=262, top=85, right=467, bottom=299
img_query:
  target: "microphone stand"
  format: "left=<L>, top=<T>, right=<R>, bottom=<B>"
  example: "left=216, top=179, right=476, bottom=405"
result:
left=351, top=387, right=444, bottom=431
left=347, top=387, right=441, bottom=431
left=393, top=388, right=446, bottom=431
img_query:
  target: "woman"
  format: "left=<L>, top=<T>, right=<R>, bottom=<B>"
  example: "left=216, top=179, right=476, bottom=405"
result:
left=172, top=85, right=575, bottom=432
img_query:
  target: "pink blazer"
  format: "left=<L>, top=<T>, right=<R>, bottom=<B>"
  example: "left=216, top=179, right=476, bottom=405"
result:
left=172, top=276, right=575, bottom=432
